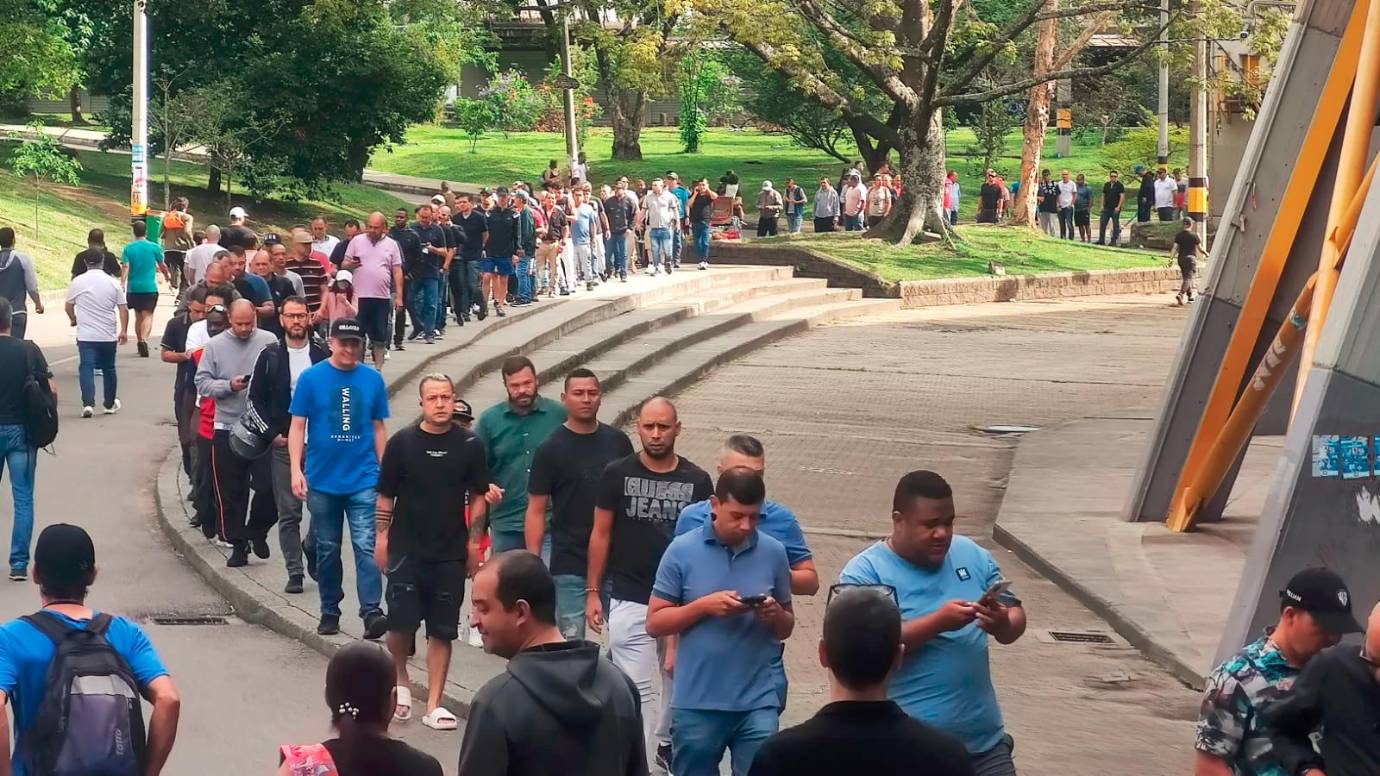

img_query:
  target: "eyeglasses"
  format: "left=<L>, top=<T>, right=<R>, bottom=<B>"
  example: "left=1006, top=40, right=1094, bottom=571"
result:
left=827, top=583, right=899, bottom=606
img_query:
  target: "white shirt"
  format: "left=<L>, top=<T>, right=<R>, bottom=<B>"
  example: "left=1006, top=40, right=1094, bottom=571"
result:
left=185, top=320, right=209, bottom=352
left=312, top=235, right=340, bottom=258
left=287, top=342, right=312, bottom=395
left=571, top=161, right=589, bottom=183
left=1056, top=180, right=1078, bottom=208
left=1154, top=177, right=1178, bottom=209
left=66, top=271, right=124, bottom=342
left=643, top=191, right=680, bottom=229
left=185, top=242, right=222, bottom=282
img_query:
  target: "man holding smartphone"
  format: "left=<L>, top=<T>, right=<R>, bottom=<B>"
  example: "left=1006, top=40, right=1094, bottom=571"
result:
left=840, top=470, right=1027, bottom=776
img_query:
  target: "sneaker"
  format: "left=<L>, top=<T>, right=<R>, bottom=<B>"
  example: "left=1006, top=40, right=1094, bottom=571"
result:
left=226, top=544, right=249, bottom=568
left=407, top=330, right=423, bottom=341
left=137, top=340, right=150, bottom=358
left=423, top=336, right=435, bottom=345
left=81, top=406, right=94, bottom=418
left=433, top=331, right=444, bottom=340
left=363, top=610, right=388, bottom=640
left=620, top=273, right=628, bottom=282
left=211, top=536, right=234, bottom=550
left=698, top=261, right=708, bottom=270
left=1175, top=295, right=1185, bottom=306
left=317, top=614, right=340, bottom=636
left=392, top=341, right=405, bottom=351
left=586, top=281, right=595, bottom=291
left=284, top=575, right=304, bottom=594
left=647, top=266, right=658, bottom=276
left=103, top=399, right=121, bottom=415
left=476, top=307, right=488, bottom=321
left=251, top=537, right=271, bottom=559
left=467, top=624, right=483, bottom=648
left=495, top=307, right=506, bottom=318
left=9, top=568, right=27, bottom=582
left=655, top=743, right=672, bottom=773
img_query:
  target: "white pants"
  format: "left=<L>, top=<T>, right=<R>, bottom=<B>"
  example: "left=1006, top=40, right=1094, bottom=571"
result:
left=608, top=598, right=672, bottom=752
left=1038, top=211, right=1059, bottom=237
left=561, top=242, right=578, bottom=289
left=592, top=232, right=606, bottom=275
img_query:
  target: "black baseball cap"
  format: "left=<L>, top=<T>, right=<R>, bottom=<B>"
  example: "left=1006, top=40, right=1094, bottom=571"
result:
left=495, top=186, right=510, bottom=196
left=1280, top=567, right=1363, bottom=634
left=35, top=524, right=96, bottom=587
left=453, top=399, right=474, bottom=422
left=329, top=318, right=365, bottom=341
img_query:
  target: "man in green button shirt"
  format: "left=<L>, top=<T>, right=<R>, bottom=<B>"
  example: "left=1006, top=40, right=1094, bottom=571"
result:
left=475, top=355, right=567, bottom=561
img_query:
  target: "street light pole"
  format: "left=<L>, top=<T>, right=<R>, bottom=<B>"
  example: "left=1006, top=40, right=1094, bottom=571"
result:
left=131, top=0, right=149, bottom=222
left=559, top=10, right=580, bottom=172
left=1188, top=0, right=1209, bottom=240
left=1157, top=0, right=1170, bottom=167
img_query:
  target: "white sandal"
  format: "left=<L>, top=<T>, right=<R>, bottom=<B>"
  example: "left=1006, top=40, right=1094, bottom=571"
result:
left=393, top=686, right=413, bottom=721
left=421, top=706, right=458, bottom=731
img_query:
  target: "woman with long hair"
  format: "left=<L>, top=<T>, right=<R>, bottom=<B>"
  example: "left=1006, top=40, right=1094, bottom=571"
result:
left=278, top=642, right=441, bottom=776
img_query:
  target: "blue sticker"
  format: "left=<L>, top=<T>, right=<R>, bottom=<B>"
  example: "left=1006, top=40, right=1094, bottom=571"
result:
left=956, top=567, right=970, bottom=581
left=1313, top=435, right=1340, bottom=478
left=1341, top=436, right=1371, bottom=480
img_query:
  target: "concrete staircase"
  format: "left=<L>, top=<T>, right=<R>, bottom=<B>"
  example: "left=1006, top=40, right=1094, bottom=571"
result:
left=395, top=265, right=898, bottom=420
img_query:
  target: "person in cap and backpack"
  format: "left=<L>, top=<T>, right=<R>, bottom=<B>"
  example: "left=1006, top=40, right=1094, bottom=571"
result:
left=0, top=298, right=56, bottom=583
left=0, top=523, right=181, bottom=776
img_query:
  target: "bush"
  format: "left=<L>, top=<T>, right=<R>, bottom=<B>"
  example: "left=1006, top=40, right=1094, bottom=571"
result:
left=454, top=98, right=496, bottom=152
left=480, top=70, right=545, bottom=134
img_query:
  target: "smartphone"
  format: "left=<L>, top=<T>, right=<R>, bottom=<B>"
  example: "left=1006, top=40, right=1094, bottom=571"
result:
left=979, top=579, right=1011, bottom=606
left=738, top=594, right=768, bottom=608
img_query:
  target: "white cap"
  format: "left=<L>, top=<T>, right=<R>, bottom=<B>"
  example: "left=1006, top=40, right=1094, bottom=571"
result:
left=229, top=206, right=248, bottom=220
left=761, top=180, right=773, bottom=190
left=334, top=269, right=353, bottom=285
left=430, top=194, right=445, bottom=205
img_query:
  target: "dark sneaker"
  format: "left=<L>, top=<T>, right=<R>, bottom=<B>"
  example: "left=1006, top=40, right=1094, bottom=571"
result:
left=317, top=614, right=340, bottom=636
left=655, top=743, right=672, bottom=773
left=251, top=537, right=271, bottom=559
left=137, top=340, right=150, bottom=358
left=407, top=329, right=423, bottom=341
left=226, top=544, right=249, bottom=568
left=284, top=575, right=304, bottom=594
left=9, top=567, right=27, bottom=582
left=363, top=610, right=388, bottom=640
left=392, top=341, right=406, bottom=351
left=495, top=307, right=506, bottom=318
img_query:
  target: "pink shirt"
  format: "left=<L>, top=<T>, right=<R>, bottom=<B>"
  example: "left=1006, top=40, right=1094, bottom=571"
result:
left=343, top=233, right=402, bottom=300
left=316, top=291, right=358, bottom=325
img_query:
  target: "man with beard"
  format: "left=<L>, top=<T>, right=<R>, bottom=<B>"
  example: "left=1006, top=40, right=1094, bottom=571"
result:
left=475, top=357, right=567, bottom=558
left=525, top=369, right=634, bottom=639
left=840, top=470, right=1027, bottom=776
left=586, top=397, right=714, bottom=770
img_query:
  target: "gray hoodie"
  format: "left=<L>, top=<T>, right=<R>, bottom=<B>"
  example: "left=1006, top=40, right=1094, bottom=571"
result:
left=195, top=328, right=276, bottom=429
left=456, top=641, right=647, bottom=776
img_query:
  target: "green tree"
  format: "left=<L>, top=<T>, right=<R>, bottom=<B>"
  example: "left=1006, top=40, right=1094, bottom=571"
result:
left=7, top=121, right=81, bottom=238
left=678, top=52, right=738, bottom=153
left=0, top=0, right=78, bottom=105
left=454, top=98, right=496, bottom=152
left=973, top=95, right=1019, bottom=174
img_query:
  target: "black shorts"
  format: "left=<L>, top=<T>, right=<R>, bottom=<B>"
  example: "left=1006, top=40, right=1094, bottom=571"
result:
left=386, top=557, right=465, bottom=641
left=1074, top=210, right=1090, bottom=227
left=1178, top=259, right=1197, bottom=279
left=126, top=292, right=158, bottom=312
left=356, top=298, right=392, bottom=345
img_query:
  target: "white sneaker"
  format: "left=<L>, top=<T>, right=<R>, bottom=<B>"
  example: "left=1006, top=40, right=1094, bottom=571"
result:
left=467, top=625, right=483, bottom=648
left=81, top=406, right=94, bottom=418
left=103, top=399, right=121, bottom=415
left=650, top=266, right=661, bottom=276
left=698, top=261, right=708, bottom=270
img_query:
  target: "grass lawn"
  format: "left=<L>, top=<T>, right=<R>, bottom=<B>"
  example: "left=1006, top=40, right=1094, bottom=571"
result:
left=0, top=143, right=408, bottom=288
left=765, top=226, right=1166, bottom=283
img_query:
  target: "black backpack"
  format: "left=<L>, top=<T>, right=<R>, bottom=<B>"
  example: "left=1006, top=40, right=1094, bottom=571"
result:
left=23, top=343, right=58, bottom=449
left=20, top=612, right=146, bottom=776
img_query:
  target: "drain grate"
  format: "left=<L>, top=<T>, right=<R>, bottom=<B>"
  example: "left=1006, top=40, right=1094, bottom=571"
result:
left=1047, top=630, right=1115, bottom=644
left=150, top=615, right=228, bottom=626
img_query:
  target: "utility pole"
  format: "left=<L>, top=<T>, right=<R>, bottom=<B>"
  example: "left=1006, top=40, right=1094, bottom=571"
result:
left=559, top=9, right=580, bottom=173
left=1157, top=0, right=1170, bottom=167
left=1056, top=79, right=1072, bottom=158
left=1188, top=0, right=1208, bottom=240
left=131, top=0, right=149, bottom=223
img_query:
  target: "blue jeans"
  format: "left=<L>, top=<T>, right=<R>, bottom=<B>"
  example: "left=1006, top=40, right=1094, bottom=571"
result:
left=692, top=223, right=711, bottom=263
left=77, top=340, right=117, bottom=409
left=671, top=707, right=778, bottom=776
left=490, top=529, right=551, bottom=565
left=307, top=488, right=382, bottom=619
left=607, top=232, right=629, bottom=276
left=672, top=227, right=684, bottom=264
left=553, top=574, right=610, bottom=640
left=844, top=213, right=864, bottom=231
left=650, top=227, right=673, bottom=269
left=408, top=276, right=440, bottom=337
left=786, top=213, right=803, bottom=233
left=0, top=425, right=36, bottom=572
left=514, top=257, right=534, bottom=303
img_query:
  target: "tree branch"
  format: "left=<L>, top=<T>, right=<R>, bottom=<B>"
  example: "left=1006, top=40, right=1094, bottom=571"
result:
left=1050, top=10, right=1114, bottom=71
left=936, top=13, right=1179, bottom=106
left=797, top=0, right=918, bottom=108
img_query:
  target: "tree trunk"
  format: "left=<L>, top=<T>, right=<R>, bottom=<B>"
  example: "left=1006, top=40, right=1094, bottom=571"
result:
left=1012, top=0, right=1058, bottom=227
left=164, top=151, right=172, bottom=211
left=207, top=166, right=222, bottom=195
left=868, top=109, right=949, bottom=245
left=69, top=86, right=85, bottom=125
left=607, top=86, right=645, bottom=160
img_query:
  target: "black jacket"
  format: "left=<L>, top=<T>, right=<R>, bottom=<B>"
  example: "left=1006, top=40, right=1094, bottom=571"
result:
left=1138, top=172, right=1156, bottom=204
left=1265, top=644, right=1380, bottom=776
left=456, top=641, right=647, bottom=776
left=247, top=336, right=329, bottom=438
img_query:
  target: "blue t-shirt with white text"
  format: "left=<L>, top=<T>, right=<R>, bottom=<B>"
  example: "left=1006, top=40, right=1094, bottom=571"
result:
left=0, top=611, right=169, bottom=776
left=289, top=361, right=390, bottom=495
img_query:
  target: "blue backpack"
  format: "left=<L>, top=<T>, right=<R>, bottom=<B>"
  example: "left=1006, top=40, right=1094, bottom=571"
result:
left=20, top=612, right=146, bottom=776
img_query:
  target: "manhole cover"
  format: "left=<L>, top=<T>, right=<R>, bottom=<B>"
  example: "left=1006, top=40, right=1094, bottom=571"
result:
left=150, top=616, right=228, bottom=626
left=1047, top=630, right=1115, bottom=644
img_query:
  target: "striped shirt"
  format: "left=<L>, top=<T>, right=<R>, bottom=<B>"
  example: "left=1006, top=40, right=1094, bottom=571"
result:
left=286, top=252, right=331, bottom=312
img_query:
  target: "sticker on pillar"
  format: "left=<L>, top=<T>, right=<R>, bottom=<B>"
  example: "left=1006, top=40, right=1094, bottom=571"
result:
left=1312, top=435, right=1340, bottom=478
left=1340, top=436, right=1370, bottom=480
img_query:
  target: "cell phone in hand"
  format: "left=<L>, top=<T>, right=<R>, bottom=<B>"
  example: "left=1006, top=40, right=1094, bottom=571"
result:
left=738, top=594, right=767, bottom=608
left=979, top=579, right=1011, bottom=606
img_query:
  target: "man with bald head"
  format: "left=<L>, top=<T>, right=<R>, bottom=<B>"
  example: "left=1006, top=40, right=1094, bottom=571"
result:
left=342, top=211, right=403, bottom=369
left=185, top=224, right=222, bottom=285
left=195, top=298, right=278, bottom=567
left=587, top=396, right=713, bottom=767
left=1266, top=599, right=1380, bottom=775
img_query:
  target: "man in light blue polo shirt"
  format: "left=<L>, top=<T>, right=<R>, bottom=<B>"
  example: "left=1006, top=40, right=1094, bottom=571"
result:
left=839, top=469, right=1027, bottom=776
left=649, top=468, right=794, bottom=776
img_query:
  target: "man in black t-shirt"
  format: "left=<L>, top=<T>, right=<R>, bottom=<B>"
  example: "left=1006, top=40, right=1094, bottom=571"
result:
left=1098, top=172, right=1127, bottom=246
left=0, top=297, right=54, bottom=581
left=408, top=204, right=451, bottom=345
left=389, top=208, right=422, bottom=351
left=526, top=368, right=634, bottom=640
left=452, top=195, right=488, bottom=322
left=377, top=373, right=490, bottom=730
left=587, top=396, right=713, bottom=761
left=161, top=285, right=207, bottom=480
left=1035, top=169, right=1060, bottom=237
left=1171, top=218, right=1208, bottom=306
left=976, top=170, right=1002, bottom=224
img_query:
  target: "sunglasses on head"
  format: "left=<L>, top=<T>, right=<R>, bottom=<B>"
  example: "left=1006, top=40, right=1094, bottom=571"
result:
left=206, top=304, right=227, bottom=315
left=827, top=583, right=899, bottom=606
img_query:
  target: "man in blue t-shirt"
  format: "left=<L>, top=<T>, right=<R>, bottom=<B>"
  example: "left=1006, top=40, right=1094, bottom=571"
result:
left=0, top=524, right=180, bottom=776
left=649, top=468, right=794, bottom=776
left=840, top=470, right=1027, bottom=775
left=668, top=172, right=691, bottom=267
left=289, top=318, right=392, bottom=639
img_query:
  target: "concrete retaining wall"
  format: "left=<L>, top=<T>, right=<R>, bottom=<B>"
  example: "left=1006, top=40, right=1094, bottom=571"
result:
left=710, top=241, right=897, bottom=298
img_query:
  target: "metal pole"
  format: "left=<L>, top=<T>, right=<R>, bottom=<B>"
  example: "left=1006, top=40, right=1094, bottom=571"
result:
left=1188, top=0, right=1208, bottom=240
left=1056, top=79, right=1072, bottom=158
left=1157, top=0, right=1170, bottom=166
left=131, top=0, right=149, bottom=222
left=559, top=11, right=580, bottom=172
